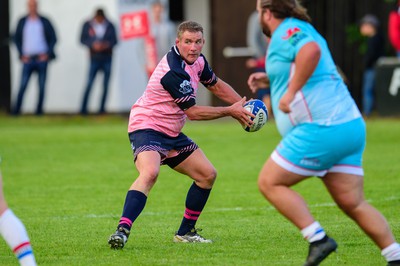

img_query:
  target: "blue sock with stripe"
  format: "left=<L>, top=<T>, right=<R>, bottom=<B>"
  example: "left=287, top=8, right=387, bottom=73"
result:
left=118, top=190, right=147, bottom=232
left=177, top=182, right=211, bottom=235
left=301, top=221, right=326, bottom=243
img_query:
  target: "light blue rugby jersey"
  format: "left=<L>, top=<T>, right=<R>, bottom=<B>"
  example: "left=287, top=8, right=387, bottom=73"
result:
left=266, top=17, right=361, bottom=136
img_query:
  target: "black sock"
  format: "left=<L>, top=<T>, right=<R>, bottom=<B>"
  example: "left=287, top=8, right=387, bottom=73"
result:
left=177, top=182, right=211, bottom=235
left=117, top=190, right=147, bottom=232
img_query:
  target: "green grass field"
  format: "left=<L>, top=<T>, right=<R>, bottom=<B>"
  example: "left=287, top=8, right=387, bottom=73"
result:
left=0, top=115, right=399, bottom=265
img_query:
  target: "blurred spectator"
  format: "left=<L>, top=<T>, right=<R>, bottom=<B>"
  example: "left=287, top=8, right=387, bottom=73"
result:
left=388, top=1, right=400, bottom=58
left=150, top=1, right=176, bottom=61
left=80, top=8, right=117, bottom=115
left=12, top=0, right=57, bottom=116
left=246, top=10, right=271, bottom=116
left=146, top=0, right=176, bottom=76
left=246, top=10, right=267, bottom=60
left=359, top=14, right=385, bottom=117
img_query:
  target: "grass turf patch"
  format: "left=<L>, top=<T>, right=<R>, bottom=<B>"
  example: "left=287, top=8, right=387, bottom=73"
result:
left=0, top=115, right=399, bottom=265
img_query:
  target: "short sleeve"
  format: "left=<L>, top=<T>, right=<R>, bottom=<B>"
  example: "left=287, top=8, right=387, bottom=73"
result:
left=161, top=70, right=196, bottom=110
left=199, top=55, right=218, bottom=87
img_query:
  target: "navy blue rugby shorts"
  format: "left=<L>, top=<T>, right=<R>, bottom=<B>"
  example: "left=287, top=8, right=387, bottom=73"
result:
left=128, top=129, right=198, bottom=168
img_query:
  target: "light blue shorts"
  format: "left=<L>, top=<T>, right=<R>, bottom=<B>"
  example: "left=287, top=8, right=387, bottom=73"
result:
left=272, top=118, right=366, bottom=177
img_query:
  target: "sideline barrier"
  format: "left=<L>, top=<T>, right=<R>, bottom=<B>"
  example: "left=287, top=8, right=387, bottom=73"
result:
left=375, top=57, right=400, bottom=116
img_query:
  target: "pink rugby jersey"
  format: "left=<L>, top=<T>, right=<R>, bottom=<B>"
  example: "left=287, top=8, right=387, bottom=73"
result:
left=128, top=46, right=218, bottom=137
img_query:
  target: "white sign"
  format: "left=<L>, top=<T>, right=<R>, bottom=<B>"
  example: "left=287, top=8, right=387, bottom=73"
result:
left=389, top=67, right=400, bottom=96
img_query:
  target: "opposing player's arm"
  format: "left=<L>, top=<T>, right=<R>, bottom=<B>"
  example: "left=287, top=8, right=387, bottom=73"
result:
left=206, top=78, right=242, bottom=105
left=279, top=42, right=320, bottom=113
left=289, top=42, right=320, bottom=95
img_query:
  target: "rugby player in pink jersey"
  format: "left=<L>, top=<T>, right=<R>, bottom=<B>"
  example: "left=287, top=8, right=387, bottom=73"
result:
left=108, top=21, right=254, bottom=249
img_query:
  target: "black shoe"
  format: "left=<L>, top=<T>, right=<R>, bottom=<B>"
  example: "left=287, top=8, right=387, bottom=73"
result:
left=388, top=260, right=400, bottom=266
left=304, top=236, right=338, bottom=266
left=108, top=226, right=130, bottom=249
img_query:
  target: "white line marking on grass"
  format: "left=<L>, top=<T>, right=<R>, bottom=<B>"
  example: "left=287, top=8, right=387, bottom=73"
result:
left=50, top=196, right=400, bottom=219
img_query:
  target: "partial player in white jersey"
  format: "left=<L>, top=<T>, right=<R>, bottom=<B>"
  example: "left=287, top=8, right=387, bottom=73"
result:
left=247, top=0, right=400, bottom=265
left=0, top=163, right=37, bottom=266
left=108, top=20, right=254, bottom=249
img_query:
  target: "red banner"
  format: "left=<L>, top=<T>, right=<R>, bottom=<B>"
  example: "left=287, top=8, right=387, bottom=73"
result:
left=120, top=10, right=149, bottom=40
left=145, top=36, right=158, bottom=77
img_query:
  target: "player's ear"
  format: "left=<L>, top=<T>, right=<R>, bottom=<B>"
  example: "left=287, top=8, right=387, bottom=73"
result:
left=265, top=8, right=273, bottom=20
left=175, top=38, right=179, bottom=45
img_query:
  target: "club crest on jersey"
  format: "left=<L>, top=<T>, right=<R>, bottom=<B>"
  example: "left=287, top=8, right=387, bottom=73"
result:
left=282, top=27, right=306, bottom=46
left=179, top=80, right=193, bottom=94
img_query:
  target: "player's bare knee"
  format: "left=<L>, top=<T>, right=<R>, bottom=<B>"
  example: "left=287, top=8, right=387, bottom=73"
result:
left=140, top=169, right=160, bottom=186
left=258, top=175, right=272, bottom=196
left=197, top=168, right=217, bottom=187
left=205, top=168, right=217, bottom=186
left=337, top=197, right=363, bottom=215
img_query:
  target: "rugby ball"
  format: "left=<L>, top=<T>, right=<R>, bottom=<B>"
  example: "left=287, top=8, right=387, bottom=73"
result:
left=243, top=99, right=268, bottom=132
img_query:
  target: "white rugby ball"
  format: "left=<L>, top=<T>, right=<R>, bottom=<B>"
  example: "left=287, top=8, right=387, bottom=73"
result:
left=243, top=99, right=268, bottom=132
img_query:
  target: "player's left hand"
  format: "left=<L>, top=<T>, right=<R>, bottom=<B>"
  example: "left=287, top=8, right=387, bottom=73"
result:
left=230, top=97, right=255, bottom=128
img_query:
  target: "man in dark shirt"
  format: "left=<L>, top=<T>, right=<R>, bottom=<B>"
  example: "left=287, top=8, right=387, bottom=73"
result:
left=80, top=8, right=117, bottom=115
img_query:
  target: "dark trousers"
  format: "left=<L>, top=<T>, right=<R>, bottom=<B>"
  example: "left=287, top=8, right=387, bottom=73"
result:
left=13, top=58, right=48, bottom=115
left=362, top=68, right=375, bottom=116
left=80, top=57, right=112, bottom=115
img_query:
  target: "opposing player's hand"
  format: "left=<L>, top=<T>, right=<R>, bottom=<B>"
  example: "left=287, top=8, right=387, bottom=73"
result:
left=279, top=91, right=295, bottom=113
left=247, top=72, right=269, bottom=94
left=229, top=97, right=255, bottom=128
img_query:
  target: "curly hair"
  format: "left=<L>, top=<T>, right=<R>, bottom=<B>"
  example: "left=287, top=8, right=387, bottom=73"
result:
left=259, top=0, right=311, bottom=23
